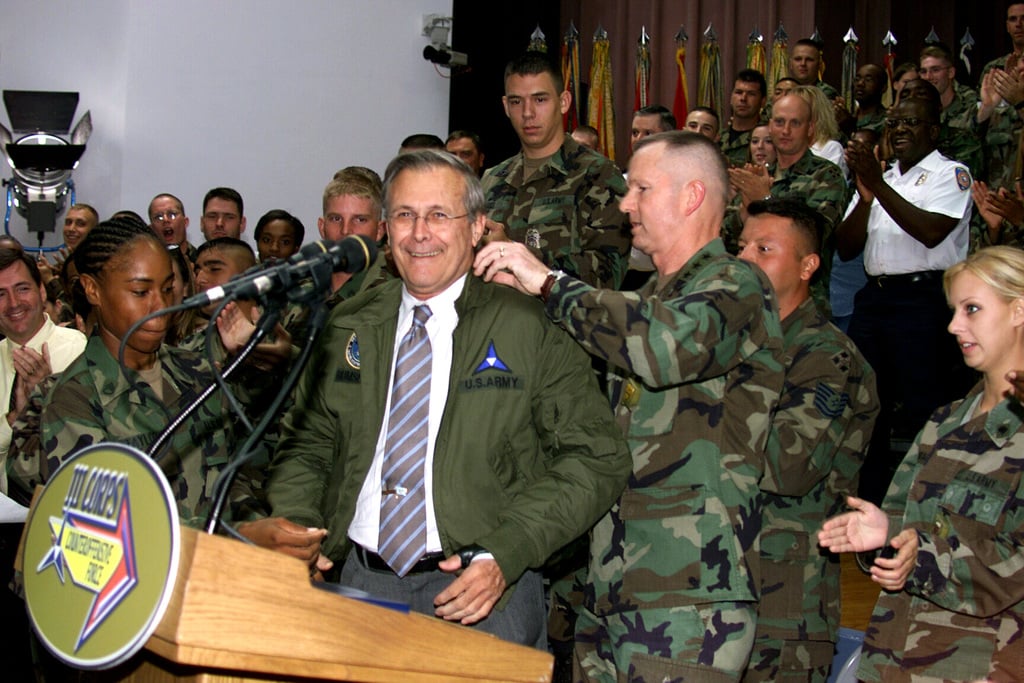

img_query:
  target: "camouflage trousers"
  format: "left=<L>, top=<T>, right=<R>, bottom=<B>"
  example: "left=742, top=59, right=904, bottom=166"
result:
left=741, top=636, right=833, bottom=683
left=574, top=601, right=756, bottom=682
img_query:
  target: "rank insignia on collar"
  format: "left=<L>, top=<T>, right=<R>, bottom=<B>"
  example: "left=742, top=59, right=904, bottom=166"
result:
left=915, top=172, right=929, bottom=186
left=474, top=340, right=511, bottom=374
left=345, top=333, right=360, bottom=370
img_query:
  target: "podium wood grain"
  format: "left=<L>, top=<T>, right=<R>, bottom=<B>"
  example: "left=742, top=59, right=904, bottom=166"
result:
left=127, top=527, right=552, bottom=683
left=839, top=552, right=879, bottom=633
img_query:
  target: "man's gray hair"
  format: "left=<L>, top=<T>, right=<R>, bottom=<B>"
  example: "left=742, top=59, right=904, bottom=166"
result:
left=383, top=150, right=486, bottom=219
left=633, top=131, right=729, bottom=206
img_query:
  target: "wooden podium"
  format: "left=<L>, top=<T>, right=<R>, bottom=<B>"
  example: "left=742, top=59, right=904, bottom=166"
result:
left=114, top=528, right=553, bottom=683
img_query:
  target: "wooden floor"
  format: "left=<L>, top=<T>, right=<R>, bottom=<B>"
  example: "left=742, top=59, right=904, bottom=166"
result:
left=839, top=552, right=880, bottom=632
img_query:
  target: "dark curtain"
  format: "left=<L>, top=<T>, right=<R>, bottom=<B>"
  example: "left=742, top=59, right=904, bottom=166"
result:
left=450, top=1, right=1007, bottom=169
left=558, top=0, right=1005, bottom=164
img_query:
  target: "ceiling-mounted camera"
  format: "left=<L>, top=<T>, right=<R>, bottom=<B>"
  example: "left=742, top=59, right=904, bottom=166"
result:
left=422, top=15, right=468, bottom=68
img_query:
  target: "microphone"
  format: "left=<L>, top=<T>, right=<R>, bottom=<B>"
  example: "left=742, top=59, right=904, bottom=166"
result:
left=184, top=234, right=377, bottom=307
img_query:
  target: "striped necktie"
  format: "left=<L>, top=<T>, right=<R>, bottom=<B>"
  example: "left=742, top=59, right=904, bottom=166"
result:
left=378, top=304, right=433, bottom=576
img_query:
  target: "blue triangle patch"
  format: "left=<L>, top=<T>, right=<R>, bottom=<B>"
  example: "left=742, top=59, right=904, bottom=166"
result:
left=474, top=340, right=511, bottom=374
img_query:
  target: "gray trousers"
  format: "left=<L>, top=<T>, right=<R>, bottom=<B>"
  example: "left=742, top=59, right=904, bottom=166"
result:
left=339, top=546, right=547, bottom=649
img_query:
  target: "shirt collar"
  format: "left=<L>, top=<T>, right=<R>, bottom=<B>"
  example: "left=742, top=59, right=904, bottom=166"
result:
left=399, top=273, right=467, bottom=322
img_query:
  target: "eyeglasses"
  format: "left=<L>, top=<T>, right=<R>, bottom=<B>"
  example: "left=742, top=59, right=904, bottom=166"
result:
left=388, top=210, right=468, bottom=229
left=884, top=117, right=933, bottom=129
left=152, top=210, right=180, bottom=222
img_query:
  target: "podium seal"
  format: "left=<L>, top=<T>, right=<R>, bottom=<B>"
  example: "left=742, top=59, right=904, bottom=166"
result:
left=23, top=442, right=180, bottom=670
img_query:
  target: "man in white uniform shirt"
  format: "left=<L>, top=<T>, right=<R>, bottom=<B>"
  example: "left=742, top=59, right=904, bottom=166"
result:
left=0, top=247, right=86, bottom=493
left=836, top=89, right=974, bottom=504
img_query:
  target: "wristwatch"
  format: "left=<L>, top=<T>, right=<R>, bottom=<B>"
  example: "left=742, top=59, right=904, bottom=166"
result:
left=540, top=269, right=566, bottom=302
left=456, top=545, right=490, bottom=569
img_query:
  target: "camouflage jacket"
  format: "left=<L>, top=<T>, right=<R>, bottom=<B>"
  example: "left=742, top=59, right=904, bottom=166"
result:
left=817, top=81, right=839, bottom=101
left=858, top=383, right=1024, bottom=682
left=545, top=238, right=785, bottom=611
left=979, top=55, right=1024, bottom=191
left=937, top=82, right=984, bottom=179
left=855, top=109, right=886, bottom=135
left=721, top=125, right=755, bottom=167
left=482, top=134, right=631, bottom=289
left=9, top=335, right=243, bottom=528
left=722, top=149, right=851, bottom=314
left=970, top=211, right=1024, bottom=253
left=755, top=298, right=879, bottom=651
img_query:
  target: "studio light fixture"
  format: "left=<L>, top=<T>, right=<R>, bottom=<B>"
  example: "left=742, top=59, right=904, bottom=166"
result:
left=0, top=90, right=92, bottom=247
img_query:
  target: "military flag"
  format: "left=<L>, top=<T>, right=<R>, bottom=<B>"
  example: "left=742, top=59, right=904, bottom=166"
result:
left=588, top=25, right=616, bottom=161
left=841, top=27, right=859, bottom=107
left=635, top=26, right=651, bottom=111
left=810, top=26, right=826, bottom=82
left=529, top=24, right=546, bottom=52
left=960, top=27, right=975, bottom=76
left=562, top=22, right=581, bottom=131
left=768, top=22, right=789, bottom=94
left=747, top=26, right=766, bottom=74
left=882, top=29, right=898, bottom=102
left=672, top=25, right=690, bottom=125
left=698, top=23, right=723, bottom=123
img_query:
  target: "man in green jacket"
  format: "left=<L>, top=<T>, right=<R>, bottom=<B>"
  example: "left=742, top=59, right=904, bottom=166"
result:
left=240, top=150, right=630, bottom=648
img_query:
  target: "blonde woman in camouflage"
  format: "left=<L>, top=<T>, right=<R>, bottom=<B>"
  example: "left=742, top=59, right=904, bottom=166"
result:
left=819, top=245, right=1024, bottom=682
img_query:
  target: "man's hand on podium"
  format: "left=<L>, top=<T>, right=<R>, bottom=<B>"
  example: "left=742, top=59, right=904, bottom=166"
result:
left=236, top=517, right=331, bottom=577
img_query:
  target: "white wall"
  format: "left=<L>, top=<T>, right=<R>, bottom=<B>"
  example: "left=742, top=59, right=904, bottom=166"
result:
left=0, top=0, right=452, bottom=249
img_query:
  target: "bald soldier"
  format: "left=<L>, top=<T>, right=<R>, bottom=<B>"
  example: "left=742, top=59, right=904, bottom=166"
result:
left=723, top=93, right=851, bottom=316
left=476, top=131, right=785, bottom=682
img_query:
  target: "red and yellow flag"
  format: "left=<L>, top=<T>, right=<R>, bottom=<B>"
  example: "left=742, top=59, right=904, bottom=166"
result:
left=588, top=26, right=616, bottom=161
left=672, top=28, right=689, bottom=126
left=561, top=22, right=581, bottom=131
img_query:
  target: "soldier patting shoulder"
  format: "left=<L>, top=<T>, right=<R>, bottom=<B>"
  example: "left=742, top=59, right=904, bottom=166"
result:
left=476, top=131, right=785, bottom=682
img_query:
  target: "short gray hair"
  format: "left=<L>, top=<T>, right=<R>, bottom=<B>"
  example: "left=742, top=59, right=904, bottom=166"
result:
left=383, top=150, right=486, bottom=219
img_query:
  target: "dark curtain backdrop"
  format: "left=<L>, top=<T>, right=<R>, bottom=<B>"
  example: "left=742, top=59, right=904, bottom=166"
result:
left=559, top=0, right=814, bottom=162
left=451, top=1, right=1007, bottom=168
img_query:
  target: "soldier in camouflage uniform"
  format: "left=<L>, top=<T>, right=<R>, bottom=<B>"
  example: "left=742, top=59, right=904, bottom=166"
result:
left=976, top=4, right=1024, bottom=191
left=789, top=39, right=839, bottom=101
left=282, top=168, right=396, bottom=343
left=720, top=69, right=768, bottom=167
left=7, top=217, right=243, bottom=528
left=737, top=199, right=879, bottom=682
left=917, top=46, right=984, bottom=179
left=834, top=64, right=888, bottom=139
left=819, top=246, right=1024, bottom=683
left=476, top=132, right=786, bottom=682
left=482, top=51, right=630, bottom=290
left=723, top=93, right=851, bottom=316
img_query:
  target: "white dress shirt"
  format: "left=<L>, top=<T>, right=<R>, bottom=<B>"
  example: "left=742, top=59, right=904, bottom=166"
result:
left=843, top=149, right=972, bottom=276
left=347, top=275, right=465, bottom=553
left=0, top=314, right=87, bottom=492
